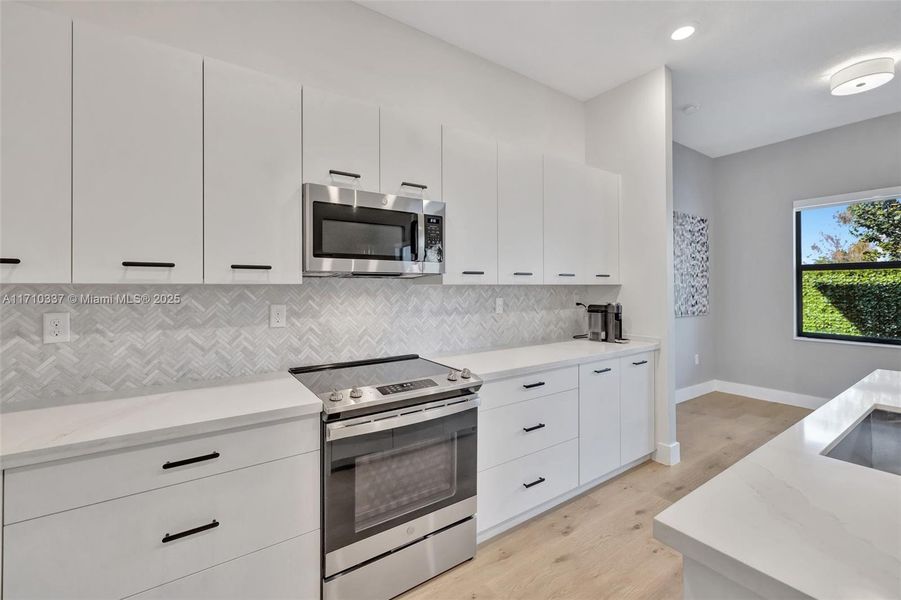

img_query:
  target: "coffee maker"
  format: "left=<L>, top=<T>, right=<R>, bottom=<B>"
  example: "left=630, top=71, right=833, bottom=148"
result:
left=578, top=303, right=625, bottom=343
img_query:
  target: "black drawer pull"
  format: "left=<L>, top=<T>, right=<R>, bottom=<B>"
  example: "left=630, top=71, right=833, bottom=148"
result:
left=594, top=368, right=612, bottom=374
left=558, top=273, right=575, bottom=277
left=162, top=451, right=220, bottom=470
left=513, top=272, right=533, bottom=276
left=523, top=477, right=546, bottom=489
left=632, top=360, right=648, bottom=366
left=523, top=423, right=546, bottom=433
left=230, top=264, right=272, bottom=270
left=401, top=181, right=428, bottom=190
left=122, top=261, right=175, bottom=268
left=522, top=381, right=545, bottom=389
left=462, top=270, right=485, bottom=275
left=162, top=520, right=219, bottom=543
left=595, top=274, right=611, bottom=278
left=329, top=169, right=361, bottom=179
left=0, top=258, right=21, bottom=265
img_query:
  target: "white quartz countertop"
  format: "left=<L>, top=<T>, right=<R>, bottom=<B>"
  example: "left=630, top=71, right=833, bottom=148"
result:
left=438, top=338, right=659, bottom=380
left=0, top=372, right=322, bottom=470
left=654, top=369, right=901, bottom=600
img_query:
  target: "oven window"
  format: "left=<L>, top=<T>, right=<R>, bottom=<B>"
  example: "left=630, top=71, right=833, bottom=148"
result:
left=313, top=202, right=418, bottom=261
left=354, top=436, right=457, bottom=532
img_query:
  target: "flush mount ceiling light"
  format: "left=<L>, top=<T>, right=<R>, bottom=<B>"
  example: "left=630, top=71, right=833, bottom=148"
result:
left=670, top=25, right=696, bottom=41
left=830, top=57, right=895, bottom=96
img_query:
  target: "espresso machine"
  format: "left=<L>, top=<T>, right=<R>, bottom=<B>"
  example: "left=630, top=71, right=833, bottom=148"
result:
left=577, top=302, right=625, bottom=343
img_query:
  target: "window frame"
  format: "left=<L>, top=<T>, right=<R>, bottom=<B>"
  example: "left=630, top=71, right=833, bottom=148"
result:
left=793, top=186, right=901, bottom=348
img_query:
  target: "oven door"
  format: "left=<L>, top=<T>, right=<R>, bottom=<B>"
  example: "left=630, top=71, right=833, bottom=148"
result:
left=304, top=184, right=425, bottom=275
left=323, top=396, right=478, bottom=577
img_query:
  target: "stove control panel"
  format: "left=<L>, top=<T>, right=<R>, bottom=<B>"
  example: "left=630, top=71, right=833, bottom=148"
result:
left=376, top=378, right=439, bottom=396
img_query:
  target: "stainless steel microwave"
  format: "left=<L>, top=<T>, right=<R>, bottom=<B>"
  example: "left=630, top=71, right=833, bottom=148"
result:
left=303, top=183, right=445, bottom=277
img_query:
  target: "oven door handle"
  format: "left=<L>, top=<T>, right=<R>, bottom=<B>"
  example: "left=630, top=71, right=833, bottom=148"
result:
left=326, top=396, right=480, bottom=441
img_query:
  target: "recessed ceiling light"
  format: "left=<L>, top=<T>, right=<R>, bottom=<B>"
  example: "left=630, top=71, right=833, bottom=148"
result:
left=830, top=57, right=895, bottom=96
left=670, top=25, right=696, bottom=41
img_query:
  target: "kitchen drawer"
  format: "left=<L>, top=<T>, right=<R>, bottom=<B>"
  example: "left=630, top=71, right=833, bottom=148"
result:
left=3, top=452, right=319, bottom=600
left=478, top=389, right=578, bottom=472
left=479, top=366, right=578, bottom=411
left=129, top=531, right=320, bottom=600
left=4, top=417, right=317, bottom=524
left=476, top=439, right=578, bottom=532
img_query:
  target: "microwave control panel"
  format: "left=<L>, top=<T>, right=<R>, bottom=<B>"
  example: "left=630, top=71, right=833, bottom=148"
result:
left=424, top=215, right=444, bottom=263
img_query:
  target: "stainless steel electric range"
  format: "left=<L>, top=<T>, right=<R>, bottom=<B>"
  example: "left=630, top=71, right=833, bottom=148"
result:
left=290, top=355, right=482, bottom=600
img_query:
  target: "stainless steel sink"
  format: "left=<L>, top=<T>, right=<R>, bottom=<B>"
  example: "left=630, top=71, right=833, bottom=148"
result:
left=824, top=408, right=901, bottom=476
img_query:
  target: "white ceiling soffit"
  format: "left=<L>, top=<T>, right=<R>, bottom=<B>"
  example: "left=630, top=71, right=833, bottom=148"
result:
left=361, top=1, right=901, bottom=157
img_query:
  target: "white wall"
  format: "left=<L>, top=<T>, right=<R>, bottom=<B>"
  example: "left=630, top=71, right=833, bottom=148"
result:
left=32, top=0, right=585, bottom=161
left=673, top=143, right=717, bottom=389
left=713, top=112, right=901, bottom=399
left=585, top=67, right=678, bottom=465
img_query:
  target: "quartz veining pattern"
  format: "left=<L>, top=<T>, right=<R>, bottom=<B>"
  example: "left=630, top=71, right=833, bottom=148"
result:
left=654, top=369, right=901, bottom=600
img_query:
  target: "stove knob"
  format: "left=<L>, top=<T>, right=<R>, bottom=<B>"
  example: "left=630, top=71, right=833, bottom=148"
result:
left=328, top=389, right=343, bottom=403
left=350, top=387, right=363, bottom=399
left=447, top=370, right=459, bottom=382
left=461, top=368, right=472, bottom=379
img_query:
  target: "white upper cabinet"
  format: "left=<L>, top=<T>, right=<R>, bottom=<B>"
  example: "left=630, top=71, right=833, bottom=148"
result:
left=380, top=108, right=441, bottom=200
left=497, top=143, right=543, bottom=285
left=582, top=168, right=621, bottom=284
left=204, top=59, right=302, bottom=284
left=72, top=22, right=203, bottom=283
left=302, top=87, right=379, bottom=189
left=543, top=157, right=583, bottom=285
left=1, top=4, right=71, bottom=283
left=441, top=127, right=498, bottom=285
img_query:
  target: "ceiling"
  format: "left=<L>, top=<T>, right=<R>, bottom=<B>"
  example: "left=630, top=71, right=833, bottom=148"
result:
left=361, top=1, right=901, bottom=157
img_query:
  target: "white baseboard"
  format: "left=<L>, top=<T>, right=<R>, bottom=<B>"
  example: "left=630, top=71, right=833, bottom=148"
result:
left=676, top=379, right=828, bottom=410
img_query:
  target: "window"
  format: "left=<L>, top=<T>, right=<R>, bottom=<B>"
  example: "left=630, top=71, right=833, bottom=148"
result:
left=794, top=189, right=900, bottom=346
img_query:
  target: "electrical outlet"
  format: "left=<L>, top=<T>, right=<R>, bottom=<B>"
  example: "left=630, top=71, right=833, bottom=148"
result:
left=269, top=304, right=287, bottom=328
left=694, top=354, right=700, bottom=366
left=43, top=312, right=70, bottom=343
left=495, top=298, right=504, bottom=314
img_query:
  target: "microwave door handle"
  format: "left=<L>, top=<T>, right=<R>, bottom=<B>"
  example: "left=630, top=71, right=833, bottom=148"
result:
left=325, top=396, right=480, bottom=441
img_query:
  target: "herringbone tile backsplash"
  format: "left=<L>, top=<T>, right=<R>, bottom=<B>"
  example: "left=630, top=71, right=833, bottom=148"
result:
left=0, top=281, right=589, bottom=410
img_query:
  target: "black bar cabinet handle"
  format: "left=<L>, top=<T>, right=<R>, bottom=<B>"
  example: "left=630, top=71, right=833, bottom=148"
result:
left=513, top=272, right=533, bottom=276
left=401, top=181, right=428, bottom=190
left=329, top=169, right=361, bottom=179
left=632, top=360, right=648, bottom=366
left=162, top=520, right=219, bottom=543
left=0, top=258, right=21, bottom=265
left=122, top=261, right=175, bottom=268
left=462, top=271, right=485, bottom=275
left=230, top=264, right=272, bottom=271
left=594, top=368, right=612, bottom=374
left=595, top=274, right=611, bottom=278
left=522, top=381, right=545, bottom=389
left=523, top=423, right=546, bottom=433
left=523, top=477, right=546, bottom=489
left=558, top=273, right=576, bottom=277
left=163, top=451, right=220, bottom=470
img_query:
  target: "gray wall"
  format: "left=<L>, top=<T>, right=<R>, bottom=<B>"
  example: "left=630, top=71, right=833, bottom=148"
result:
left=712, top=112, right=901, bottom=399
left=673, top=143, right=717, bottom=389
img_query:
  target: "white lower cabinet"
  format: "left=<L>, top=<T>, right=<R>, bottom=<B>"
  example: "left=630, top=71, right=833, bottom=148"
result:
left=620, top=352, right=656, bottom=464
left=579, top=359, right=621, bottom=485
left=130, top=531, right=319, bottom=600
left=477, top=439, right=579, bottom=532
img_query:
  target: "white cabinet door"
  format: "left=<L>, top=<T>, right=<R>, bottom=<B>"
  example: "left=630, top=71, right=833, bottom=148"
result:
left=72, top=22, right=202, bottom=283
left=0, top=3, right=71, bottom=283
left=582, top=168, right=621, bottom=284
left=302, top=87, right=379, bottom=189
left=578, top=359, right=621, bottom=485
left=497, top=143, right=543, bottom=285
left=380, top=107, right=441, bottom=200
left=442, top=127, right=497, bottom=285
left=204, top=59, right=302, bottom=284
left=542, top=157, right=582, bottom=285
left=620, top=352, right=655, bottom=465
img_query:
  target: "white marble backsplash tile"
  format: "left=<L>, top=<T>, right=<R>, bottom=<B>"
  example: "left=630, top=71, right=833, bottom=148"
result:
left=0, top=280, right=588, bottom=409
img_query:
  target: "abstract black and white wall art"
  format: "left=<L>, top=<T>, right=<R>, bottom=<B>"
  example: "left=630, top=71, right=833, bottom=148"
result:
left=674, top=211, right=710, bottom=317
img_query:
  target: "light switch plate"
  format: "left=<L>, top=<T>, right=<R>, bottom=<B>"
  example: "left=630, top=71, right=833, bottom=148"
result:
left=43, top=312, right=70, bottom=343
left=269, top=304, right=287, bottom=328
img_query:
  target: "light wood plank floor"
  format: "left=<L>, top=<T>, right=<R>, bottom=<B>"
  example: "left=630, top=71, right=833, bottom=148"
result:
left=401, top=392, right=810, bottom=600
